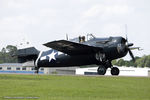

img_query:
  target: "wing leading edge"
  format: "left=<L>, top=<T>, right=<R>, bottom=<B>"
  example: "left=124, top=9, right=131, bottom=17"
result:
left=43, top=40, right=103, bottom=55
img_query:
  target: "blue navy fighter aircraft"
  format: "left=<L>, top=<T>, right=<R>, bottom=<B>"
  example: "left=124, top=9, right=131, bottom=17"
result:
left=17, top=34, right=139, bottom=75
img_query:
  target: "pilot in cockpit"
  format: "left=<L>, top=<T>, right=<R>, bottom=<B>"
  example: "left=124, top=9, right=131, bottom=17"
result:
left=79, top=36, right=85, bottom=43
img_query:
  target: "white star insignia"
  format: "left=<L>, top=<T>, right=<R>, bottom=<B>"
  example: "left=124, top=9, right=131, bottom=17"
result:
left=47, top=50, right=57, bottom=62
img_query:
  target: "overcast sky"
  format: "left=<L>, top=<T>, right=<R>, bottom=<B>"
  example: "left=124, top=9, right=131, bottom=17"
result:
left=0, top=0, right=150, bottom=59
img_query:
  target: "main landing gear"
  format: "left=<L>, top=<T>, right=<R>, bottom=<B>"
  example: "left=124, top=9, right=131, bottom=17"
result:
left=95, top=52, right=120, bottom=75
left=97, top=62, right=120, bottom=76
left=111, top=67, right=119, bottom=75
left=97, top=65, right=107, bottom=75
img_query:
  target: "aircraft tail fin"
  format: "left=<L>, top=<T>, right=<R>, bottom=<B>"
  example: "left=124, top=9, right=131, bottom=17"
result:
left=16, top=47, right=40, bottom=63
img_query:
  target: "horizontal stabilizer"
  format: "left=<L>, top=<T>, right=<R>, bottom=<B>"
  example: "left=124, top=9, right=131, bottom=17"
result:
left=16, top=47, right=39, bottom=63
left=22, top=61, right=35, bottom=67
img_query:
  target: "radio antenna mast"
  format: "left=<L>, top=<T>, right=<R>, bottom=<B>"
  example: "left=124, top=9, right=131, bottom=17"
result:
left=125, top=24, right=128, bottom=43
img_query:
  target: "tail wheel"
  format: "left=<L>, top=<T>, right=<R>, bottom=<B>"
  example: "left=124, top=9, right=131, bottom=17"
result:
left=111, top=67, right=120, bottom=76
left=97, top=65, right=107, bottom=75
left=35, top=67, right=40, bottom=74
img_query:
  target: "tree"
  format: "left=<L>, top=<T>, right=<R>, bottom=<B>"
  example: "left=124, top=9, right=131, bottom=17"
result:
left=112, top=60, right=117, bottom=65
left=144, top=55, right=150, bottom=67
left=6, top=45, right=17, bottom=55
left=0, top=48, right=6, bottom=62
left=6, top=45, right=18, bottom=63
left=111, top=56, right=150, bottom=68
left=117, top=59, right=125, bottom=66
left=0, top=45, right=18, bottom=63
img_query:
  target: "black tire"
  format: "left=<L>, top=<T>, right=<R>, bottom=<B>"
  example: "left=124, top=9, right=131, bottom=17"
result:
left=35, top=67, right=39, bottom=74
left=111, top=67, right=120, bottom=76
left=97, top=65, right=107, bottom=75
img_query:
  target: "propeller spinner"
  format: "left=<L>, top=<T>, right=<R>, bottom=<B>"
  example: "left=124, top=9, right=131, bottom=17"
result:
left=117, top=37, right=135, bottom=62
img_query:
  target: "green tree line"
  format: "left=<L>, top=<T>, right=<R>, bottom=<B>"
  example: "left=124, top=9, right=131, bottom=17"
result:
left=112, top=55, right=150, bottom=68
left=0, top=45, right=18, bottom=63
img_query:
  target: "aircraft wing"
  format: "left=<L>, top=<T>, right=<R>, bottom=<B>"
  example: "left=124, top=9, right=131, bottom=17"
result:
left=43, top=40, right=103, bottom=55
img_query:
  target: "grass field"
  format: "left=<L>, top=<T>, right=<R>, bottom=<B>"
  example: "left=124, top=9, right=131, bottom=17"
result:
left=0, top=74, right=150, bottom=100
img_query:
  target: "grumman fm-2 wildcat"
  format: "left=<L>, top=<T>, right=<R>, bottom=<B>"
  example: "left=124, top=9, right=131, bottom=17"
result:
left=17, top=34, right=140, bottom=75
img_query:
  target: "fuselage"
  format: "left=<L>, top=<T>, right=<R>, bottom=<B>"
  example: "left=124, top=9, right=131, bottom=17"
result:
left=36, top=36, right=128, bottom=67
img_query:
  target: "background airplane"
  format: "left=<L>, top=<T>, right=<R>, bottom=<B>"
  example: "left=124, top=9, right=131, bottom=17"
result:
left=16, top=34, right=140, bottom=75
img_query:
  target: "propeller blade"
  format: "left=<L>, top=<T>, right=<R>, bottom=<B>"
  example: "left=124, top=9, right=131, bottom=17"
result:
left=127, top=43, right=133, bottom=47
left=128, top=49, right=135, bottom=62
left=129, top=47, right=140, bottom=50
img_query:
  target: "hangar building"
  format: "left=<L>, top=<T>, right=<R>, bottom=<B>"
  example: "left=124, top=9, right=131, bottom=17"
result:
left=0, top=63, right=44, bottom=74
left=0, top=63, right=77, bottom=75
